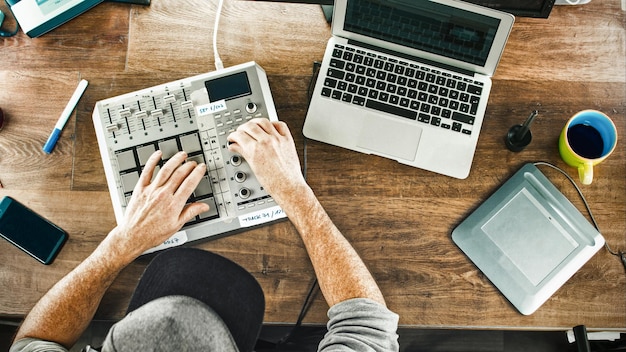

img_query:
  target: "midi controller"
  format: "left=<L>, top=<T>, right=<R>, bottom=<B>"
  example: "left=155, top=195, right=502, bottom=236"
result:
left=93, top=62, right=286, bottom=253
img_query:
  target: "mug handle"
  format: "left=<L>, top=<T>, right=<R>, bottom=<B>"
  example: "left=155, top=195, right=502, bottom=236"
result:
left=578, top=162, right=594, bottom=185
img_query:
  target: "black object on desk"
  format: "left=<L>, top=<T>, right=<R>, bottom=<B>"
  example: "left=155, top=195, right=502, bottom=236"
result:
left=105, top=0, right=150, bottom=4
left=506, top=110, right=538, bottom=152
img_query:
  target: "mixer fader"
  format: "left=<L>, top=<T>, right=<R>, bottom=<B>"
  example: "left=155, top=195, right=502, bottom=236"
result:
left=93, top=62, right=286, bottom=252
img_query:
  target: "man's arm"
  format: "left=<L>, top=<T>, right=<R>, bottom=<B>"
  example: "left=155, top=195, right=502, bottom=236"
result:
left=274, top=183, right=386, bottom=307
left=227, top=119, right=385, bottom=307
left=13, top=151, right=209, bottom=348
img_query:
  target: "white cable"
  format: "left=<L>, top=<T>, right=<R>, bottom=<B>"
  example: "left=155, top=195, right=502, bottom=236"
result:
left=213, top=0, right=225, bottom=70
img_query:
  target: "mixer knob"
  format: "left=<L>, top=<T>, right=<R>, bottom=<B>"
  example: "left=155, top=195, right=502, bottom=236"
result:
left=245, top=102, right=257, bottom=114
left=234, top=171, right=247, bottom=183
left=230, top=155, right=242, bottom=167
left=239, top=187, right=251, bottom=199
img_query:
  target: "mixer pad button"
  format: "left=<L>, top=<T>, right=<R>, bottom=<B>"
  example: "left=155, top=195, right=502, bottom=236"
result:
left=186, top=154, right=205, bottom=166
left=194, top=175, right=213, bottom=197
left=180, top=133, right=202, bottom=153
left=137, top=145, right=156, bottom=166
left=121, top=172, right=140, bottom=193
left=198, top=197, right=219, bottom=219
left=116, top=150, right=137, bottom=171
left=158, top=139, right=180, bottom=159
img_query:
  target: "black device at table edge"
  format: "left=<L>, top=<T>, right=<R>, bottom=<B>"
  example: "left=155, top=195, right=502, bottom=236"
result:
left=0, top=196, right=68, bottom=265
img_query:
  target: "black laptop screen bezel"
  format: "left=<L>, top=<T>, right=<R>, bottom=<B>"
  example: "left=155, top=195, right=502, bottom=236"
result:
left=462, top=0, right=556, bottom=18
left=252, top=0, right=555, bottom=18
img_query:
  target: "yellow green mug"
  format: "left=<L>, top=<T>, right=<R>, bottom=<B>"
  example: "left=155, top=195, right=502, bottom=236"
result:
left=559, top=110, right=617, bottom=185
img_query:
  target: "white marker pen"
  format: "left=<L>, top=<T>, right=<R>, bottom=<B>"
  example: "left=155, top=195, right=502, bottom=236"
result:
left=43, top=79, right=89, bottom=154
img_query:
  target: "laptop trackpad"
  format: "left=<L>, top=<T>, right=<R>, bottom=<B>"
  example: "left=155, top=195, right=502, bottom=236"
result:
left=356, top=114, right=422, bottom=161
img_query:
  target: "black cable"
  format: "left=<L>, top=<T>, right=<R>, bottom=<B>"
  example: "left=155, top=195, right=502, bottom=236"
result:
left=307, top=61, right=322, bottom=101
left=302, top=61, right=321, bottom=183
left=533, top=162, right=626, bottom=274
left=276, top=279, right=320, bottom=346
left=259, top=61, right=323, bottom=350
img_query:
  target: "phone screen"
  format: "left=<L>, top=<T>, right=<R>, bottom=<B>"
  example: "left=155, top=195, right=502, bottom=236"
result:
left=0, top=196, right=68, bottom=264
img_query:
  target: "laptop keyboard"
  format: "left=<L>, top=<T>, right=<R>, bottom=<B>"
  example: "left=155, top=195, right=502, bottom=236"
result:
left=321, top=44, right=484, bottom=135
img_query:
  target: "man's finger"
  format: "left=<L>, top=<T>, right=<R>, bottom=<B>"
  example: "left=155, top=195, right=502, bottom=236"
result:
left=137, top=150, right=163, bottom=187
left=174, top=162, right=207, bottom=199
left=153, top=151, right=188, bottom=186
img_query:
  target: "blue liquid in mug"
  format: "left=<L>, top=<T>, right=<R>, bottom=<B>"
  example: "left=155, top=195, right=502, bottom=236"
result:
left=567, top=124, right=604, bottom=159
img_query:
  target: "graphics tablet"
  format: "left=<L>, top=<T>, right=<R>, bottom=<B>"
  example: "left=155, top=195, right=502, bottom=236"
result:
left=452, top=163, right=604, bottom=315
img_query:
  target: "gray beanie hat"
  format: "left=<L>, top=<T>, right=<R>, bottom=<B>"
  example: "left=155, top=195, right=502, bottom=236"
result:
left=102, top=247, right=265, bottom=352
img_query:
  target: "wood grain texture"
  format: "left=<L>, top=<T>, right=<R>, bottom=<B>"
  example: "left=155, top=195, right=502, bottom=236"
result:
left=0, top=3, right=130, bottom=72
left=125, top=0, right=330, bottom=75
left=0, top=0, right=624, bottom=330
left=498, top=4, right=626, bottom=82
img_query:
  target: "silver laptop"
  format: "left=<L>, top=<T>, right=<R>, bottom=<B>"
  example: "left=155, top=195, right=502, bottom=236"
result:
left=304, top=0, right=514, bottom=179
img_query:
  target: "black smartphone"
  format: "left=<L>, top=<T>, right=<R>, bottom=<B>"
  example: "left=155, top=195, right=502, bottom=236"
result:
left=0, top=196, right=68, bottom=265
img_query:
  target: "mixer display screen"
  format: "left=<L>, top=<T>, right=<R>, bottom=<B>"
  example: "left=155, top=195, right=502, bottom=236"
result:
left=205, top=71, right=252, bottom=102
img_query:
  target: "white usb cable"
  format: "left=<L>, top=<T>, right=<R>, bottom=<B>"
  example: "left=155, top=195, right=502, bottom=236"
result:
left=213, top=0, right=225, bottom=70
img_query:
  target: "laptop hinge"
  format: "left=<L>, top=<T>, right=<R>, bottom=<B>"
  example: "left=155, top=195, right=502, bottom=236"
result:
left=347, top=39, right=476, bottom=78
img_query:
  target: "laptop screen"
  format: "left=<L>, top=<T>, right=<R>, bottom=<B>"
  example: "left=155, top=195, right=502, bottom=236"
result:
left=343, top=0, right=501, bottom=67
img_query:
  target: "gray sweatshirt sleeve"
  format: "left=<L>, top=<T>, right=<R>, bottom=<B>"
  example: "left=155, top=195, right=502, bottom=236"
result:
left=317, top=298, right=400, bottom=352
left=10, top=338, right=68, bottom=352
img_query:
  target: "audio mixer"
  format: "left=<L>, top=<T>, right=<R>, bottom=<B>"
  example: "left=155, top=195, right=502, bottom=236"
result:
left=93, top=62, right=286, bottom=253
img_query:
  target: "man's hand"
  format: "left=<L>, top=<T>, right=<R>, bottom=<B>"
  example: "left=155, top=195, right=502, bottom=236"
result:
left=13, top=150, right=210, bottom=348
left=227, top=119, right=386, bottom=308
left=105, top=150, right=210, bottom=261
left=227, top=119, right=306, bottom=202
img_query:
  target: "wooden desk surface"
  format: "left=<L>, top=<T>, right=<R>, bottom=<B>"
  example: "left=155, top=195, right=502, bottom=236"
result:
left=0, top=0, right=624, bottom=330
